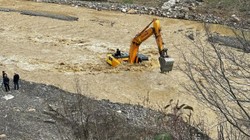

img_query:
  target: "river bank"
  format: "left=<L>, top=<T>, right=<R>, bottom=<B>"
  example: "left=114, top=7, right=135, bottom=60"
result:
left=34, top=0, right=250, bottom=30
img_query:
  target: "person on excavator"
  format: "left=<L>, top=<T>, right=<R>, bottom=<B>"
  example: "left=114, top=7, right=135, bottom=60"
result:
left=115, top=48, right=121, bottom=57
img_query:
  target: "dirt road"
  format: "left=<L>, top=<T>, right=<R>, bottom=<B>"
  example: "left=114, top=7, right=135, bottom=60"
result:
left=0, top=0, right=237, bottom=137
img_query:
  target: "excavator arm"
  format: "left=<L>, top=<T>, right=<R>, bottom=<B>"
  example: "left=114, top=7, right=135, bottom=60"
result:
left=129, top=23, right=154, bottom=63
left=129, top=18, right=174, bottom=72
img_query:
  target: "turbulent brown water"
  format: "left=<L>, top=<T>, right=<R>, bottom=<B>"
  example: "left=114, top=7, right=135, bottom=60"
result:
left=1, top=0, right=246, bottom=138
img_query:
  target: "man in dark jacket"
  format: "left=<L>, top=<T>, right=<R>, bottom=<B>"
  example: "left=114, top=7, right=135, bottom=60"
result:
left=3, top=74, right=10, bottom=92
left=2, top=71, right=5, bottom=78
left=13, top=73, right=20, bottom=90
left=2, top=71, right=6, bottom=87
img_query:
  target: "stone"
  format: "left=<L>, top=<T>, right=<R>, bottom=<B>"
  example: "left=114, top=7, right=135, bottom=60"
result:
left=187, top=33, right=194, bottom=40
left=246, top=19, right=250, bottom=24
left=121, top=8, right=126, bottom=13
left=177, top=13, right=185, bottom=19
left=161, top=0, right=177, bottom=10
left=0, top=134, right=6, bottom=138
left=127, top=9, right=137, bottom=14
left=181, top=7, right=189, bottom=12
left=231, top=14, right=241, bottom=22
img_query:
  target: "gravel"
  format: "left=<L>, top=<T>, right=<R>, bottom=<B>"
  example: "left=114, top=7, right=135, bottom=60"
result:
left=0, top=80, right=209, bottom=139
left=0, top=80, right=165, bottom=139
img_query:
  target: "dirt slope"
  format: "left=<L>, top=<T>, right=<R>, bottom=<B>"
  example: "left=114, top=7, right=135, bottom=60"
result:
left=0, top=0, right=237, bottom=137
left=0, top=80, right=169, bottom=140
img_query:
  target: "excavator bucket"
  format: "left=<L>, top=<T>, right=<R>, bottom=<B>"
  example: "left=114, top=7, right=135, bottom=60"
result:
left=159, top=56, right=174, bottom=73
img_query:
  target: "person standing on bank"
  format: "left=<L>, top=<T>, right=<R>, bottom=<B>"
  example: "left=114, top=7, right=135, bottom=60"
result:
left=2, top=71, right=6, bottom=87
left=2, top=71, right=6, bottom=78
left=13, top=73, right=20, bottom=90
left=3, top=74, right=10, bottom=92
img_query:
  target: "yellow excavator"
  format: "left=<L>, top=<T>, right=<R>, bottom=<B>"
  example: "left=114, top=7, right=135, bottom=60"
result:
left=106, top=18, right=174, bottom=73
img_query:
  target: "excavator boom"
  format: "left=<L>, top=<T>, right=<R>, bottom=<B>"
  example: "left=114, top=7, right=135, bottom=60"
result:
left=129, top=27, right=154, bottom=63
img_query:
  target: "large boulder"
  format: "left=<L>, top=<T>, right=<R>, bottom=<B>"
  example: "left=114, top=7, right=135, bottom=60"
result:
left=161, top=0, right=178, bottom=10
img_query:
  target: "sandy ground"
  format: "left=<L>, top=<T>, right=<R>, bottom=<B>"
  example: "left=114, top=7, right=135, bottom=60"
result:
left=0, top=0, right=238, bottom=137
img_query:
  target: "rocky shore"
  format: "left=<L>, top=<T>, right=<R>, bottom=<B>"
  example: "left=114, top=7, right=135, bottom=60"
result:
left=34, top=0, right=250, bottom=30
left=0, top=80, right=209, bottom=139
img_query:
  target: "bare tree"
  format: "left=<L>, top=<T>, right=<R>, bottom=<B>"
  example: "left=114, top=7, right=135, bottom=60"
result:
left=178, top=24, right=250, bottom=139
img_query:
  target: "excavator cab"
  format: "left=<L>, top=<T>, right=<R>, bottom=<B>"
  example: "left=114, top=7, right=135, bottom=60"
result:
left=106, top=52, right=129, bottom=67
left=106, top=50, right=149, bottom=67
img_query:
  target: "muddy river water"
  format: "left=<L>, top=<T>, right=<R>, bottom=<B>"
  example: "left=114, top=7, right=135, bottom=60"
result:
left=0, top=0, right=246, bottom=138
